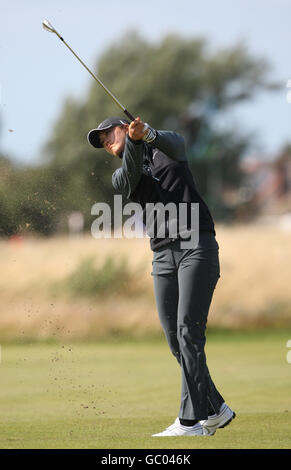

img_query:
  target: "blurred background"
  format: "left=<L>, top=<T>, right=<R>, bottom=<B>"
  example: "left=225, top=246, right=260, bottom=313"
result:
left=1, top=0, right=291, bottom=341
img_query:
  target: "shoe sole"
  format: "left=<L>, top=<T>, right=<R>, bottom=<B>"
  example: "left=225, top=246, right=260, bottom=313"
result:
left=204, top=411, right=236, bottom=436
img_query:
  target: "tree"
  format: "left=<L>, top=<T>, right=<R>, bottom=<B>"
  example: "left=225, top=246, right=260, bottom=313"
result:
left=43, top=31, right=277, bottom=223
left=0, top=31, right=279, bottom=236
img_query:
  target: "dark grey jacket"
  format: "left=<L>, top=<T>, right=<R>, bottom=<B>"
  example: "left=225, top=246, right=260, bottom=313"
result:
left=112, top=131, right=215, bottom=251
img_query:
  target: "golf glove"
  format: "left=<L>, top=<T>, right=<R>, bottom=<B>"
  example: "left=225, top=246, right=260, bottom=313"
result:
left=142, top=123, right=157, bottom=144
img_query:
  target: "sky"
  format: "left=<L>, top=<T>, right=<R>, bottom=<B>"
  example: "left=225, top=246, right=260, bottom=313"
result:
left=1, top=0, right=291, bottom=165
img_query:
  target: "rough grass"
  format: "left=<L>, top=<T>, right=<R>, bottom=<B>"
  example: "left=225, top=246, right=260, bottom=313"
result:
left=52, top=254, right=145, bottom=298
left=0, top=223, right=291, bottom=341
left=0, top=329, right=291, bottom=449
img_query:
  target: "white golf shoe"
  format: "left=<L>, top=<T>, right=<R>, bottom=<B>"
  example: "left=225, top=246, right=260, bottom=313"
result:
left=152, top=418, right=205, bottom=437
left=200, top=403, right=236, bottom=436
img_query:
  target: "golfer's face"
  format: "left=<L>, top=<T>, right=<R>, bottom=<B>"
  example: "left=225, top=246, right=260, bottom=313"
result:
left=100, top=126, right=127, bottom=157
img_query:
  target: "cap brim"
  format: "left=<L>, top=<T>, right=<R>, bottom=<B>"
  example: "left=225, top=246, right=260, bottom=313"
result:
left=87, top=124, right=113, bottom=148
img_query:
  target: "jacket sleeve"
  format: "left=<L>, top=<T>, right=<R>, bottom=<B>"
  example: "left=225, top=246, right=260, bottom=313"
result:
left=152, top=130, right=187, bottom=162
left=111, top=136, right=144, bottom=199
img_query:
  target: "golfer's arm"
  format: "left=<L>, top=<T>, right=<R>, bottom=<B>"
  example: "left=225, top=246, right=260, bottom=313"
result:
left=112, top=136, right=144, bottom=199
left=152, top=130, right=187, bottom=162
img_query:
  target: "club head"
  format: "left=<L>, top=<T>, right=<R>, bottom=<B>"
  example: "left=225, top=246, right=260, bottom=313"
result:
left=42, top=19, right=55, bottom=33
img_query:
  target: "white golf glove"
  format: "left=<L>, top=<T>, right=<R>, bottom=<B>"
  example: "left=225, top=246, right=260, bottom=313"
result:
left=142, top=123, right=157, bottom=144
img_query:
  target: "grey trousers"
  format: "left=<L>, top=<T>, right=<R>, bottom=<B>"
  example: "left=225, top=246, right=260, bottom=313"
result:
left=151, top=231, right=224, bottom=420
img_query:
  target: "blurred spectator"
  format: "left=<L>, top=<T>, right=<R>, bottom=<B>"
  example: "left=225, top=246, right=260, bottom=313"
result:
left=67, top=211, right=84, bottom=236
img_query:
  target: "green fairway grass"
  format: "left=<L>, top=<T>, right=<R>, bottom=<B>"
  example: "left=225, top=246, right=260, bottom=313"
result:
left=0, top=329, right=291, bottom=449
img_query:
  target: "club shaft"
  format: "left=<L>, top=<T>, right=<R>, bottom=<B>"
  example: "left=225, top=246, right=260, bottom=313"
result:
left=53, top=29, right=135, bottom=121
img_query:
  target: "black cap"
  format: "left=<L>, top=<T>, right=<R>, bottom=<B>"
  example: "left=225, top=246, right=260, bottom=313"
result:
left=87, top=116, right=129, bottom=148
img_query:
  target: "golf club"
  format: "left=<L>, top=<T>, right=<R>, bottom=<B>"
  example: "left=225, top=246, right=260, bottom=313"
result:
left=42, top=19, right=135, bottom=121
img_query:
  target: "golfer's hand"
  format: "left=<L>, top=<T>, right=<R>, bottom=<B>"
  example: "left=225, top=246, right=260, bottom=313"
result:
left=128, top=117, right=148, bottom=141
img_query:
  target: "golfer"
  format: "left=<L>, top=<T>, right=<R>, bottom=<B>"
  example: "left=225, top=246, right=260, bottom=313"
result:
left=88, top=116, right=235, bottom=436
